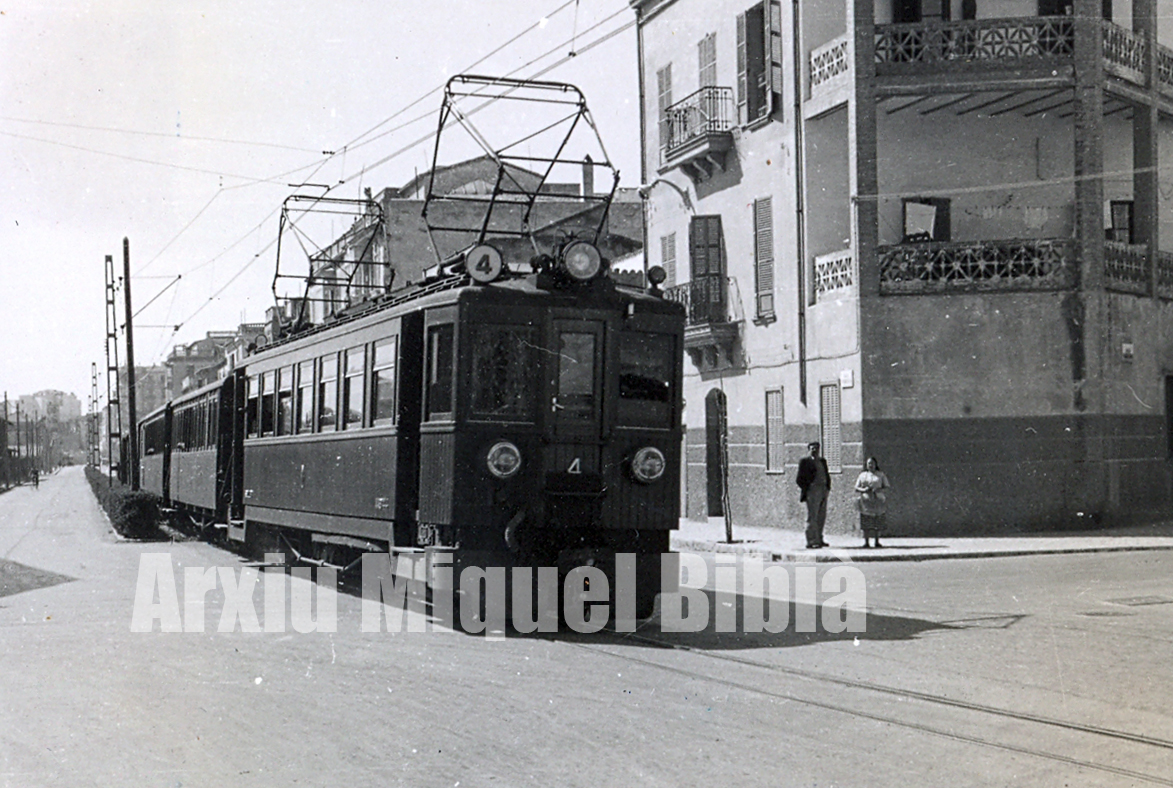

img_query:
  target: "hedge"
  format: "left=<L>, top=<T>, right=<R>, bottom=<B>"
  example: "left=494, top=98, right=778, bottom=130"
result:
left=84, top=466, right=162, bottom=540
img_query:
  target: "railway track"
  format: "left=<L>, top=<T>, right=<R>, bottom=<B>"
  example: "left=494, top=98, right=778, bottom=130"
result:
left=563, top=626, right=1173, bottom=786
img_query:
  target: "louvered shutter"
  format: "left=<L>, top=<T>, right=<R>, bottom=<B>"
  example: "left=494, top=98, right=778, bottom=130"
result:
left=736, top=13, right=747, bottom=124
left=766, top=388, right=785, bottom=472
left=753, top=197, right=775, bottom=318
left=699, top=33, right=717, bottom=88
left=689, top=215, right=725, bottom=323
left=661, top=232, right=677, bottom=287
left=820, top=384, right=842, bottom=473
left=657, top=64, right=673, bottom=150
left=767, top=0, right=783, bottom=119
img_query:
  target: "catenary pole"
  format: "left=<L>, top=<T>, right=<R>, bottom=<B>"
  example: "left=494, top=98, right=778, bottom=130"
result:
left=123, top=238, right=140, bottom=490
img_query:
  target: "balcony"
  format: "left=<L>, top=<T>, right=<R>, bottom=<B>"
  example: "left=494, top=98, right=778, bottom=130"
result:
left=1157, top=251, right=1173, bottom=299
left=872, top=17, right=1173, bottom=99
left=1104, top=241, right=1149, bottom=295
left=659, top=86, right=735, bottom=183
left=663, top=276, right=744, bottom=370
left=874, top=17, right=1074, bottom=69
left=878, top=238, right=1074, bottom=294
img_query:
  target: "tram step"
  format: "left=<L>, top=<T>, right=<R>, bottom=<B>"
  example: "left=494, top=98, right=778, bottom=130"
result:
left=226, top=519, right=247, bottom=543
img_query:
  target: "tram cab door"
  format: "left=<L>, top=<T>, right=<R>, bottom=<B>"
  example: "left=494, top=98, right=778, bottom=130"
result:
left=546, top=319, right=606, bottom=512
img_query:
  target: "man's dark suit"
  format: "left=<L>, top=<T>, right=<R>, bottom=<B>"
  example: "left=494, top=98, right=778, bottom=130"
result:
left=796, top=454, right=831, bottom=547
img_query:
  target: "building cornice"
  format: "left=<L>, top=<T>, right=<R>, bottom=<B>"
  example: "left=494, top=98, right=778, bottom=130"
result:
left=629, top=0, right=680, bottom=26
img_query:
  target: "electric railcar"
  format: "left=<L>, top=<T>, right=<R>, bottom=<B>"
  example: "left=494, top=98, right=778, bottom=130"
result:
left=140, top=250, right=685, bottom=617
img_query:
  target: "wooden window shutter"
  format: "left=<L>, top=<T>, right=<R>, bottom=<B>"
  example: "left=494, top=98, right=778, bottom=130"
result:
left=699, top=33, right=717, bottom=88
left=690, top=216, right=726, bottom=321
left=657, top=64, right=673, bottom=150
left=753, top=197, right=775, bottom=319
left=765, top=388, right=785, bottom=472
left=745, top=4, right=767, bottom=121
left=819, top=384, right=842, bottom=473
left=689, top=215, right=725, bottom=279
left=736, top=13, right=747, bottom=124
left=767, top=0, right=783, bottom=119
left=661, top=232, right=677, bottom=287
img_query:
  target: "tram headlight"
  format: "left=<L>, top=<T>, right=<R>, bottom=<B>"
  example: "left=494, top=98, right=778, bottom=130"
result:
left=630, top=446, right=666, bottom=484
left=560, top=241, right=603, bottom=282
left=486, top=441, right=523, bottom=479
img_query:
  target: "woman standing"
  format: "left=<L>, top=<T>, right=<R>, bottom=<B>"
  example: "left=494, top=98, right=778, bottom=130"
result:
left=854, top=457, right=890, bottom=548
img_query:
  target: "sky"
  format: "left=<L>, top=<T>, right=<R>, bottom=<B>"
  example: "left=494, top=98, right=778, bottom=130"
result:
left=0, top=0, right=642, bottom=406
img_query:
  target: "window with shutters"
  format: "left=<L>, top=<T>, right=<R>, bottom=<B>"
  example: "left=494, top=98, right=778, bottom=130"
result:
left=819, top=384, right=842, bottom=473
left=689, top=215, right=726, bottom=325
left=753, top=197, right=775, bottom=321
left=765, top=388, right=785, bottom=473
left=736, top=1, right=783, bottom=126
left=657, top=64, right=673, bottom=151
left=698, top=33, right=717, bottom=88
left=661, top=233, right=677, bottom=287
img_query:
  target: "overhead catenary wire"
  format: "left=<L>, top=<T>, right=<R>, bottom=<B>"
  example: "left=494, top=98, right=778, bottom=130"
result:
left=123, top=0, right=588, bottom=291
left=162, top=7, right=638, bottom=339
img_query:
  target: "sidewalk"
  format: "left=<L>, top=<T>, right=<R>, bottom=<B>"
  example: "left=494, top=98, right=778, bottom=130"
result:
left=670, top=518, right=1173, bottom=562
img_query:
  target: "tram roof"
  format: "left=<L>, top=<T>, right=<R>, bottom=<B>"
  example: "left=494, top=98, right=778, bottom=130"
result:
left=255, top=272, right=677, bottom=358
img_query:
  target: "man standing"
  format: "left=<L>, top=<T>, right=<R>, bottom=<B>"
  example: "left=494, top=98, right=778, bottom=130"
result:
left=796, top=441, right=830, bottom=548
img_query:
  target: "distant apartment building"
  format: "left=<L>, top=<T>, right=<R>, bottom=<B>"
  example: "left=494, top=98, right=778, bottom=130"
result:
left=299, top=156, right=644, bottom=324
left=18, top=390, right=82, bottom=422
left=633, top=0, right=1173, bottom=534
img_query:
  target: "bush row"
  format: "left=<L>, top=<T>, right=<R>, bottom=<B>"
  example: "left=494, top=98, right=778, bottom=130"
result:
left=84, top=466, right=161, bottom=539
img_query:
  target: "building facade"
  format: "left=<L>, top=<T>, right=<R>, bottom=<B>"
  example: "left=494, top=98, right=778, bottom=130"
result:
left=633, top=0, right=1173, bottom=534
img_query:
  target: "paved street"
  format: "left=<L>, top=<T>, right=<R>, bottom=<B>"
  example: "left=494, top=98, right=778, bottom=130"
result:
left=2, top=467, right=1172, bottom=787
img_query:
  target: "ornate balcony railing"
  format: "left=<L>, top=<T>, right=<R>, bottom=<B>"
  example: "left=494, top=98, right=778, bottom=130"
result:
left=665, top=277, right=743, bottom=369
left=879, top=238, right=1074, bottom=294
left=1104, top=241, right=1149, bottom=294
left=662, top=86, right=735, bottom=158
left=814, top=249, right=854, bottom=300
left=663, top=275, right=740, bottom=326
left=1102, top=22, right=1146, bottom=83
left=810, top=34, right=851, bottom=96
left=875, top=17, right=1073, bottom=66
left=1158, top=46, right=1173, bottom=96
left=1156, top=251, right=1173, bottom=299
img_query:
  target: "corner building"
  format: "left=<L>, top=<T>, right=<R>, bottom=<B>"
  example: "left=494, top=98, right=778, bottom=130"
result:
left=632, top=0, right=1173, bottom=535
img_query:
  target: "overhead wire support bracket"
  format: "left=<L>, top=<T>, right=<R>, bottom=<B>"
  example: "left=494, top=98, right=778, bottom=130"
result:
left=421, top=74, right=620, bottom=268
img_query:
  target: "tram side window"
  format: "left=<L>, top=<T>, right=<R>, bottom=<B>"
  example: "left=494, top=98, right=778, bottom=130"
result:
left=617, top=332, right=674, bottom=427
left=319, top=354, right=338, bottom=431
left=343, top=346, right=365, bottom=429
left=470, top=325, right=537, bottom=420
left=297, top=360, right=314, bottom=433
left=425, top=324, right=455, bottom=420
left=176, top=408, right=187, bottom=451
left=261, top=371, right=276, bottom=435
left=209, top=395, right=219, bottom=445
left=246, top=375, right=259, bottom=438
left=277, top=366, right=293, bottom=436
left=372, top=337, right=397, bottom=426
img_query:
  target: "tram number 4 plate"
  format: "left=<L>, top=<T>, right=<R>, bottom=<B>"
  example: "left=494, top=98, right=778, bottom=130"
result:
left=467, top=244, right=503, bottom=283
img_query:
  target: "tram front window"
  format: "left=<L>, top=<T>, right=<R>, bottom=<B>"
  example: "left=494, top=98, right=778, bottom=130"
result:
left=618, top=332, right=674, bottom=427
left=557, top=332, right=596, bottom=422
left=471, top=326, right=537, bottom=420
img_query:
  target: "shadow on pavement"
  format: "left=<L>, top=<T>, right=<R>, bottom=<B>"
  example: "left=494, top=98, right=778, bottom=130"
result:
left=539, top=588, right=962, bottom=651
left=0, top=559, right=74, bottom=598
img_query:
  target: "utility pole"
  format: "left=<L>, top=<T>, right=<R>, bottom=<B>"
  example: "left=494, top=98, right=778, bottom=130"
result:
left=105, top=254, right=123, bottom=486
left=2, top=392, right=8, bottom=490
left=123, top=238, right=140, bottom=490
left=90, top=363, right=100, bottom=467
left=15, top=404, right=20, bottom=459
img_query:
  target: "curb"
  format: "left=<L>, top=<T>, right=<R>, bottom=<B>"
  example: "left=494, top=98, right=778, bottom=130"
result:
left=669, top=537, right=1173, bottom=563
